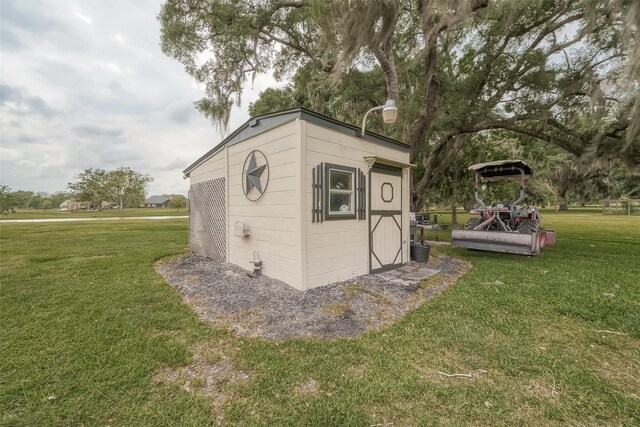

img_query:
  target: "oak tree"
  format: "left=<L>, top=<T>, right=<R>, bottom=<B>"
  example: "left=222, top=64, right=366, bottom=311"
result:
left=160, top=0, right=639, bottom=209
left=68, top=167, right=153, bottom=212
left=0, top=185, right=17, bottom=215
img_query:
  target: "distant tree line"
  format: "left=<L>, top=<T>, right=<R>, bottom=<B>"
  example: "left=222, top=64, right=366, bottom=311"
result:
left=418, top=133, right=639, bottom=222
left=0, top=186, right=71, bottom=214
left=168, top=194, right=187, bottom=211
left=1, top=167, right=186, bottom=215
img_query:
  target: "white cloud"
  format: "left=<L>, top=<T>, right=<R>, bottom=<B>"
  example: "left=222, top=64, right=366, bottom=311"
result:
left=102, top=61, right=124, bottom=74
left=74, top=11, right=92, bottom=25
left=0, top=0, right=287, bottom=196
left=0, top=147, right=23, bottom=161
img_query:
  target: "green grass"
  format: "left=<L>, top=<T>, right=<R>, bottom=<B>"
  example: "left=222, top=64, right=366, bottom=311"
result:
left=1, top=214, right=639, bottom=425
left=2, top=207, right=187, bottom=220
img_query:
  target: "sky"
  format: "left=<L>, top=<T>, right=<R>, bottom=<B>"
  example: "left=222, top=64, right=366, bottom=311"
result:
left=0, top=0, right=283, bottom=196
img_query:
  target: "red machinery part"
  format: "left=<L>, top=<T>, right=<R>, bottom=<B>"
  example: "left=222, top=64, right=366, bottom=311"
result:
left=544, top=229, right=556, bottom=246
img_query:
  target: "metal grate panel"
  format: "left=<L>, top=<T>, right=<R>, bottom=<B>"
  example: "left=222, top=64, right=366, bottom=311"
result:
left=189, top=178, right=226, bottom=261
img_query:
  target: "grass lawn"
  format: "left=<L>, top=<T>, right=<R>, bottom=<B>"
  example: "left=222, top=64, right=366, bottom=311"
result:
left=1, top=214, right=638, bottom=425
left=2, top=207, right=187, bottom=220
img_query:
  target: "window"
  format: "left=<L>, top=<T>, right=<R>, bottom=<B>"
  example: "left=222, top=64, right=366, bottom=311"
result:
left=325, top=163, right=356, bottom=219
left=313, top=162, right=365, bottom=223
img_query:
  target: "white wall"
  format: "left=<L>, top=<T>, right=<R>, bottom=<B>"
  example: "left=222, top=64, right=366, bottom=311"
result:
left=303, top=122, right=410, bottom=289
left=189, top=149, right=225, bottom=184
left=226, top=120, right=301, bottom=287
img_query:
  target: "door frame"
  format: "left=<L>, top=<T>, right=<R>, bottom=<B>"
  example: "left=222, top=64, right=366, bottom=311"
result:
left=368, top=163, right=403, bottom=273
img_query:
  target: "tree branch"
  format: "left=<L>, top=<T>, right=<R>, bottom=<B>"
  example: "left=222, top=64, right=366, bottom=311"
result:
left=257, top=31, right=314, bottom=58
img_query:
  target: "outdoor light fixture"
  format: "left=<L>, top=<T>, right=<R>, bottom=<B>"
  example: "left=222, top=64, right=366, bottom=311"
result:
left=360, top=99, right=398, bottom=137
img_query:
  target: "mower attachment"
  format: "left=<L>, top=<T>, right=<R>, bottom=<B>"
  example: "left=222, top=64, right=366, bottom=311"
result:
left=452, top=228, right=555, bottom=256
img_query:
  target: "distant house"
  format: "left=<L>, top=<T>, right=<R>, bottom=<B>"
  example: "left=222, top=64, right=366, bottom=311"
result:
left=59, top=200, right=80, bottom=211
left=144, top=195, right=171, bottom=208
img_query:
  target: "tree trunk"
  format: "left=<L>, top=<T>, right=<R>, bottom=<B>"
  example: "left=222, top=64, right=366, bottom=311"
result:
left=558, top=190, right=568, bottom=211
left=451, top=170, right=459, bottom=224
left=412, top=134, right=469, bottom=211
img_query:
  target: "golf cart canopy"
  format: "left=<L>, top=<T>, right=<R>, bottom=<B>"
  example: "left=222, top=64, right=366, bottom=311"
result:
left=469, top=159, right=532, bottom=181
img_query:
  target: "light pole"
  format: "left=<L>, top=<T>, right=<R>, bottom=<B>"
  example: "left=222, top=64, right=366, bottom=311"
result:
left=359, top=99, right=398, bottom=137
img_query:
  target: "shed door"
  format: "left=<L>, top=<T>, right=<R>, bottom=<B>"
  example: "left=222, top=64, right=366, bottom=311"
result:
left=369, top=165, right=403, bottom=273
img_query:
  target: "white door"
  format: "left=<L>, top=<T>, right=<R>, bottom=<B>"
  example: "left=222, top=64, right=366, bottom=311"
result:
left=369, top=165, right=403, bottom=273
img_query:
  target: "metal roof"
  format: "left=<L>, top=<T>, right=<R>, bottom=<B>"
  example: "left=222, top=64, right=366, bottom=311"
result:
left=183, top=107, right=410, bottom=176
left=468, top=159, right=532, bottom=181
left=145, top=195, right=171, bottom=204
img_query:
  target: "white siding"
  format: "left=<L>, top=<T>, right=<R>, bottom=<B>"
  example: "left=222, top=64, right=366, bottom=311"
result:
left=189, top=149, right=225, bottom=184
left=303, top=122, right=410, bottom=289
left=226, top=120, right=300, bottom=288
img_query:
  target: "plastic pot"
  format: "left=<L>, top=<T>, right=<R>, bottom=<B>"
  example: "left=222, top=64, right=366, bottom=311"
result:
left=410, top=244, right=430, bottom=262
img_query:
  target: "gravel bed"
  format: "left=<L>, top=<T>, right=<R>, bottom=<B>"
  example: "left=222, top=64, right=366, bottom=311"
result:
left=155, top=253, right=470, bottom=340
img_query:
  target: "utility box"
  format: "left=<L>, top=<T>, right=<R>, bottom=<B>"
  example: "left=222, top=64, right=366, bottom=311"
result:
left=235, top=221, right=250, bottom=237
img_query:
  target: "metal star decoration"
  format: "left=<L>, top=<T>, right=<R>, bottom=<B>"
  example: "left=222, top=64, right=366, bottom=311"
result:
left=243, top=151, right=268, bottom=200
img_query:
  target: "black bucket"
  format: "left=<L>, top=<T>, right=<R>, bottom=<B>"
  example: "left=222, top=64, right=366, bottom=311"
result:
left=410, top=244, right=430, bottom=262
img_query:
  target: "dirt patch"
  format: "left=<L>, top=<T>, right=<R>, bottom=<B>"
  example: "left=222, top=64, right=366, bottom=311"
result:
left=154, top=341, right=250, bottom=423
left=155, top=254, right=469, bottom=340
left=294, top=379, right=319, bottom=395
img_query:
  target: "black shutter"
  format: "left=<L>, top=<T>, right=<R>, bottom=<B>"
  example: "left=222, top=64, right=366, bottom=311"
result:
left=312, top=163, right=324, bottom=223
left=357, top=169, right=366, bottom=220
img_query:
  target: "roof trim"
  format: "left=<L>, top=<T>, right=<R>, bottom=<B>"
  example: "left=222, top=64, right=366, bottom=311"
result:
left=183, top=107, right=410, bottom=176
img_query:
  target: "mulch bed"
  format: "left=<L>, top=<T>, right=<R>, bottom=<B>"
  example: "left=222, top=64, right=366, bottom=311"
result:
left=155, top=253, right=470, bottom=340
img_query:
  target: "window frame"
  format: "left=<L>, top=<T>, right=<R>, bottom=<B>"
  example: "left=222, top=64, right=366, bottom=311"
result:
left=324, top=163, right=357, bottom=220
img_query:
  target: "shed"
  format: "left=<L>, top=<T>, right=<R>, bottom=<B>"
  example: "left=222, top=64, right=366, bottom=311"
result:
left=184, top=108, right=411, bottom=291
